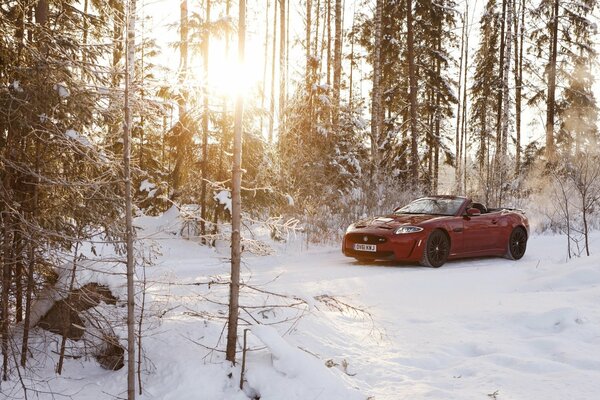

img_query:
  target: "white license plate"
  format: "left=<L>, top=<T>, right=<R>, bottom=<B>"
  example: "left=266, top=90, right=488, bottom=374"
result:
left=354, top=243, right=376, bottom=252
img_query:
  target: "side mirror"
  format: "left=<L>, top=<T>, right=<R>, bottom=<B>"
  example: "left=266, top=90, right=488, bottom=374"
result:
left=466, top=208, right=481, bottom=216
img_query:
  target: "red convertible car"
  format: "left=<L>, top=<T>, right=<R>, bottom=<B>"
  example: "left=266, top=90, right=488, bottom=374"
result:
left=342, top=196, right=529, bottom=267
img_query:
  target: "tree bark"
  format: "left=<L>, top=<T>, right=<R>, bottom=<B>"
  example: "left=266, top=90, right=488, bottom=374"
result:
left=546, top=0, right=559, bottom=161
left=407, top=0, right=419, bottom=184
left=514, top=0, right=524, bottom=174
left=278, top=0, right=286, bottom=129
left=226, top=0, right=245, bottom=365
left=124, top=0, right=137, bottom=397
left=306, top=0, right=312, bottom=84
left=268, top=0, right=277, bottom=143
left=370, top=0, right=383, bottom=180
left=455, top=7, right=466, bottom=192
left=332, top=0, right=342, bottom=127
left=200, top=0, right=211, bottom=237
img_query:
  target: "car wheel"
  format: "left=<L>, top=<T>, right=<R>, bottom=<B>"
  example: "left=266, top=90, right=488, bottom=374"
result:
left=507, top=227, right=527, bottom=260
left=421, top=229, right=449, bottom=268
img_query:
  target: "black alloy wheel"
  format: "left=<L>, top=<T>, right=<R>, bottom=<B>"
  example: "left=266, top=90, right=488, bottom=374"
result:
left=421, top=229, right=450, bottom=268
left=507, top=227, right=527, bottom=260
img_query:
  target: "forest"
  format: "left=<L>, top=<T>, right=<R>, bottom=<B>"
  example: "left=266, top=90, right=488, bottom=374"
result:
left=1, top=0, right=599, bottom=399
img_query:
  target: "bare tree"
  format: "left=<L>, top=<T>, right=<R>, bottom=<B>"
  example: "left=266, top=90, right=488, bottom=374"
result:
left=568, top=154, right=600, bottom=256
left=545, top=0, right=559, bottom=162
left=200, top=0, right=212, bottom=237
left=370, top=0, right=383, bottom=180
left=332, top=0, right=342, bottom=127
left=124, top=0, right=137, bottom=397
left=226, top=0, right=246, bottom=364
left=407, top=0, right=419, bottom=184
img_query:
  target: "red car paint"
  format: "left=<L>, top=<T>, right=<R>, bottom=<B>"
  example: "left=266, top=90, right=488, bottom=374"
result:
left=342, top=196, right=529, bottom=267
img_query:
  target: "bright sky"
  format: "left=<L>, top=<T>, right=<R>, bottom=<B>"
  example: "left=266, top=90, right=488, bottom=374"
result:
left=139, top=0, right=600, bottom=147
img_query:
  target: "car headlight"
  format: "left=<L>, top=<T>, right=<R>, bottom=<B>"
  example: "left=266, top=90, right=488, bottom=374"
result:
left=395, top=226, right=423, bottom=234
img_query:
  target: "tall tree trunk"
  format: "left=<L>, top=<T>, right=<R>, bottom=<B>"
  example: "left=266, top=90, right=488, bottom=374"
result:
left=20, top=142, right=39, bottom=368
left=173, top=0, right=189, bottom=194
left=124, top=0, right=137, bottom=397
left=514, top=0, right=524, bottom=174
left=370, top=0, right=383, bottom=179
left=200, top=0, right=211, bottom=237
left=501, top=0, right=512, bottom=157
left=332, top=0, right=342, bottom=127
left=495, top=0, right=507, bottom=159
left=262, top=0, right=270, bottom=135
left=407, top=0, right=419, bottom=184
left=1, top=214, right=11, bottom=381
left=546, top=0, right=559, bottom=161
left=214, top=0, right=231, bottom=233
left=226, top=0, right=245, bottom=365
left=349, top=5, right=356, bottom=109
left=306, top=0, right=312, bottom=84
left=268, top=0, right=277, bottom=143
left=326, top=0, right=332, bottom=86
left=279, top=0, right=286, bottom=128
left=35, top=0, right=49, bottom=25
left=455, top=6, right=466, bottom=192
left=462, top=24, right=469, bottom=195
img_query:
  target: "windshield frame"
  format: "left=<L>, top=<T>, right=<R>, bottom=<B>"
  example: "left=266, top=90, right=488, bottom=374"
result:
left=393, top=197, right=467, bottom=217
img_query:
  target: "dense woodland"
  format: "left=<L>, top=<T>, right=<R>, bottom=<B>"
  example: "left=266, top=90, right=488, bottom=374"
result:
left=1, top=0, right=599, bottom=397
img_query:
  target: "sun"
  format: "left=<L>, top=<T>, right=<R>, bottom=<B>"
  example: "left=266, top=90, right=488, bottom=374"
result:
left=207, top=36, right=264, bottom=101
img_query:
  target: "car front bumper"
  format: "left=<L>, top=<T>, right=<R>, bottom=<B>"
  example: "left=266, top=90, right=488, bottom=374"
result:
left=342, top=230, right=427, bottom=262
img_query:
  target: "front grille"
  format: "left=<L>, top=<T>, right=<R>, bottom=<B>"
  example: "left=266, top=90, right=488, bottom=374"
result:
left=346, top=233, right=387, bottom=244
left=345, top=249, right=394, bottom=259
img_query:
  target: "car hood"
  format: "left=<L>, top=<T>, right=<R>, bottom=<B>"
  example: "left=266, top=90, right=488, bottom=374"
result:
left=352, top=214, right=443, bottom=229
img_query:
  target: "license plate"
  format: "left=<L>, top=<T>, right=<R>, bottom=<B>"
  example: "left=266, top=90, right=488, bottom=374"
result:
left=354, top=243, right=376, bottom=252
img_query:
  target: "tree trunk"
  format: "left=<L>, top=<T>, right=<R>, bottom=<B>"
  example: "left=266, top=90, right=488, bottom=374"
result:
left=173, top=0, right=188, bottom=194
left=407, top=0, right=419, bottom=185
left=279, top=0, right=286, bottom=128
left=514, top=0, right=524, bottom=174
left=326, top=0, right=332, bottom=86
left=462, top=27, right=469, bottom=195
left=200, top=0, right=211, bottom=237
left=501, top=0, right=512, bottom=157
left=332, top=0, right=342, bottom=127
left=349, top=6, right=356, bottom=109
left=370, top=0, right=383, bottom=180
left=261, top=0, right=270, bottom=135
left=226, top=0, right=245, bottom=365
left=268, top=0, right=277, bottom=143
left=546, top=0, right=559, bottom=161
left=124, top=0, right=137, bottom=397
left=20, top=143, right=39, bottom=368
left=306, top=0, right=312, bottom=84
left=455, top=7, right=466, bottom=192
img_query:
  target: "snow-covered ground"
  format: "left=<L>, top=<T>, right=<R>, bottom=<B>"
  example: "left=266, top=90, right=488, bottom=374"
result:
left=5, top=209, right=600, bottom=400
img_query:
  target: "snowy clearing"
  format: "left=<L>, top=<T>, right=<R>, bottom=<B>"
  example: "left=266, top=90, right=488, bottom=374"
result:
left=6, top=210, right=600, bottom=400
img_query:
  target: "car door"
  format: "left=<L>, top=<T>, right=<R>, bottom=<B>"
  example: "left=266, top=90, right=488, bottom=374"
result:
left=462, top=211, right=502, bottom=254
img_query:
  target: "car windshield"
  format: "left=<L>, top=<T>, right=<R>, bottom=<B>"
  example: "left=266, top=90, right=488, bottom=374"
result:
left=394, top=198, right=464, bottom=216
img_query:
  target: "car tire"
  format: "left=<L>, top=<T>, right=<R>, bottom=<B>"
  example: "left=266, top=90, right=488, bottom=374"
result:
left=506, top=227, right=527, bottom=260
left=420, top=229, right=450, bottom=268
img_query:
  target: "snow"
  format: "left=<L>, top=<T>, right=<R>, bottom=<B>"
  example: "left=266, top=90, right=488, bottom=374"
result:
left=7, top=208, right=600, bottom=399
left=54, top=83, right=70, bottom=98
left=285, top=194, right=294, bottom=206
left=214, top=190, right=232, bottom=213
left=65, top=129, right=93, bottom=147
left=140, top=179, right=156, bottom=192
left=10, top=80, right=24, bottom=92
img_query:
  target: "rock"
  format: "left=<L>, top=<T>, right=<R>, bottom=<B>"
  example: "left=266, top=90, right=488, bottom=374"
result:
left=37, top=283, right=117, bottom=340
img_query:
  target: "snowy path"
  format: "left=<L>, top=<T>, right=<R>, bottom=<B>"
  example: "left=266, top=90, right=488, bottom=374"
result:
left=240, top=234, right=600, bottom=399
